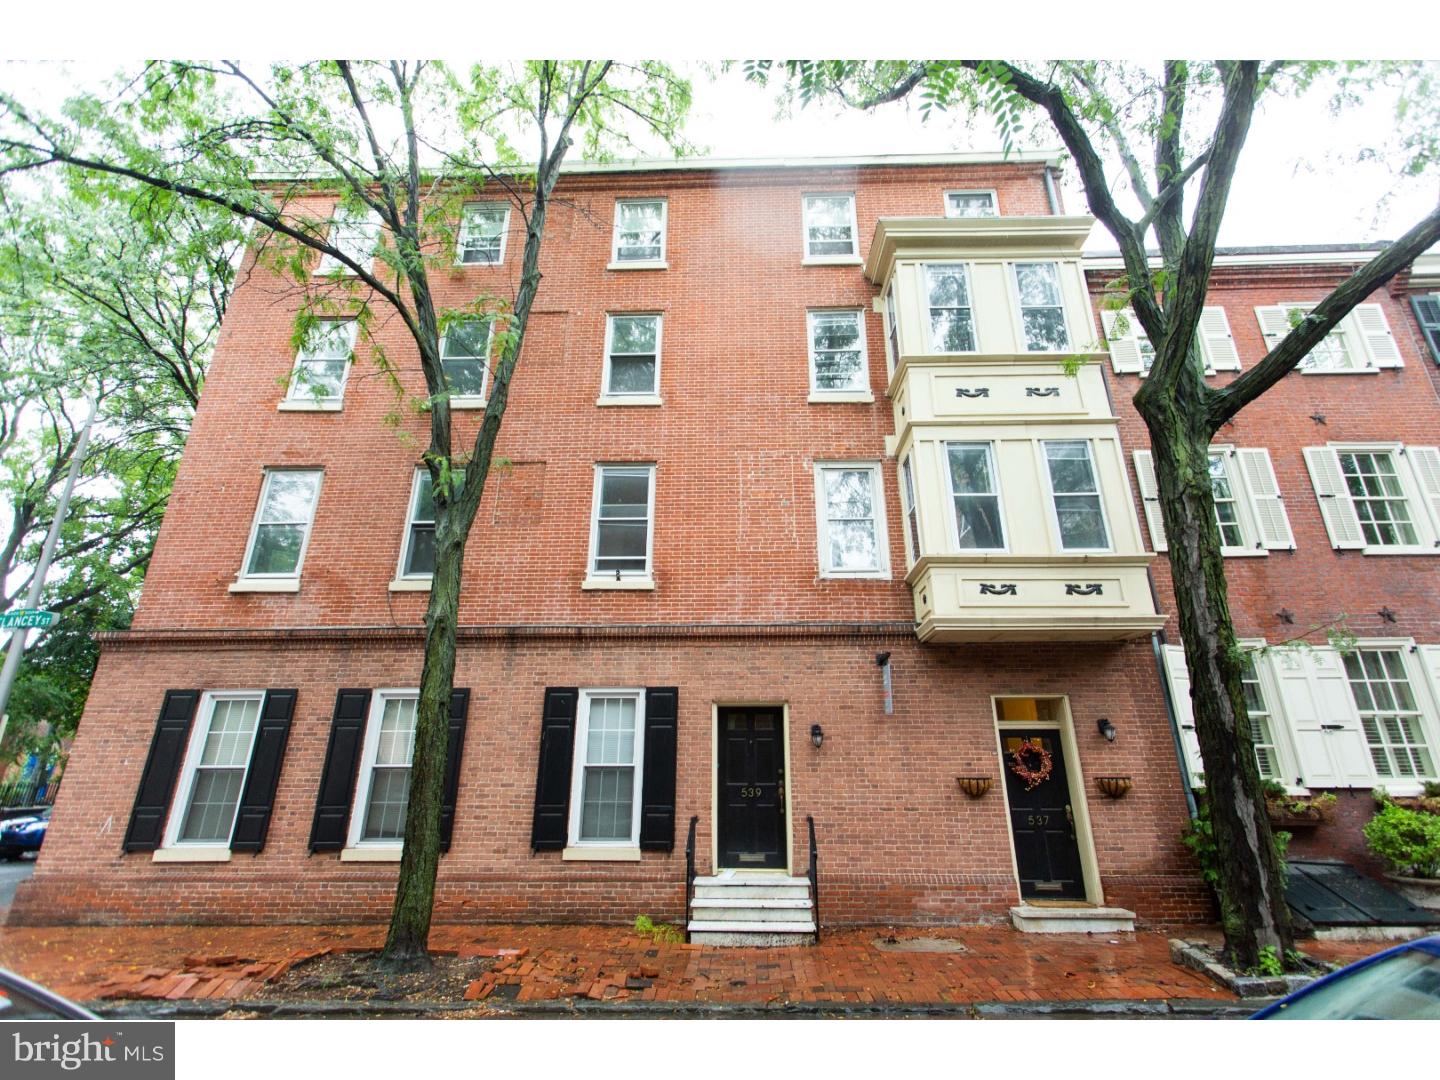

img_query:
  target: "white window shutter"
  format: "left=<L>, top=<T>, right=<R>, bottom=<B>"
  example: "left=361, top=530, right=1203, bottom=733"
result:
left=1272, top=647, right=1375, bottom=788
left=1132, top=450, right=1168, bottom=551
left=1198, top=307, right=1242, bottom=371
left=1347, top=303, right=1403, bottom=368
left=1406, top=445, right=1440, bottom=537
left=1254, top=305, right=1293, bottom=353
left=1235, top=448, right=1295, bottom=550
left=1101, top=309, right=1143, bottom=374
left=1303, top=447, right=1366, bottom=549
left=1416, top=645, right=1440, bottom=719
left=1161, top=645, right=1205, bottom=786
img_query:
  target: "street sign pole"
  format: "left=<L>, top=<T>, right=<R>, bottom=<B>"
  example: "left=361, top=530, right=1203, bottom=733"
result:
left=0, top=397, right=96, bottom=727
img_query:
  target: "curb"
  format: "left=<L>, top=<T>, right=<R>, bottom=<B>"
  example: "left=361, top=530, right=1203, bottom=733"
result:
left=91, top=996, right=1260, bottom=1020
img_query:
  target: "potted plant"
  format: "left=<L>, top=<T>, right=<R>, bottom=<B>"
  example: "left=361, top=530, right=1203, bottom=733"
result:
left=1261, top=779, right=1336, bottom=828
left=1363, top=798, right=1440, bottom=910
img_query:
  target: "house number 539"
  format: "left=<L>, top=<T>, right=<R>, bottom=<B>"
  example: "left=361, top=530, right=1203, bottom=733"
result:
left=740, top=786, right=763, bottom=798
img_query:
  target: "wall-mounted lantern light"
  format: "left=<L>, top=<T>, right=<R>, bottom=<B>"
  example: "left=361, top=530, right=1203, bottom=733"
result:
left=1097, top=717, right=1117, bottom=742
left=810, top=723, right=824, bottom=749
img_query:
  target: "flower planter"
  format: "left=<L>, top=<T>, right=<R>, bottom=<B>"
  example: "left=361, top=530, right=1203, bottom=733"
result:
left=1266, top=808, right=1324, bottom=829
left=1095, top=776, right=1133, bottom=799
left=956, top=776, right=992, bottom=799
left=1383, top=874, right=1440, bottom=911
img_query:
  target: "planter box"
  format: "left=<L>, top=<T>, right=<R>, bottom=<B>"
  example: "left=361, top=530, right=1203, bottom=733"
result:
left=1384, top=874, right=1440, bottom=912
left=1267, top=807, right=1325, bottom=829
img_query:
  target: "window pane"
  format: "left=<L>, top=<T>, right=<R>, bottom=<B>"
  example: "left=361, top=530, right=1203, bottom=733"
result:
left=599, top=471, right=650, bottom=515
left=596, top=522, right=648, bottom=569
left=823, top=469, right=878, bottom=571
left=1053, top=496, right=1109, bottom=549
left=179, top=769, right=245, bottom=842
left=805, top=196, right=854, bottom=255
left=1022, top=308, right=1069, bottom=351
left=362, top=768, right=410, bottom=840
left=1046, top=442, right=1108, bottom=549
left=296, top=359, right=347, bottom=398
left=404, top=526, right=436, bottom=575
left=585, top=697, right=636, bottom=765
left=927, top=266, right=971, bottom=307
left=618, top=201, right=663, bottom=231
left=302, top=322, right=354, bottom=360
left=1347, top=650, right=1434, bottom=779
left=610, top=316, right=658, bottom=354
left=375, top=698, right=417, bottom=766
left=948, top=445, right=994, bottom=495
left=459, top=208, right=505, bottom=264
left=442, top=320, right=489, bottom=359
left=198, top=698, right=260, bottom=767
left=608, top=355, right=656, bottom=394
left=926, top=266, right=975, bottom=352
left=1015, top=263, right=1062, bottom=307
left=442, top=359, right=487, bottom=397
left=811, top=312, right=864, bottom=391
left=248, top=524, right=305, bottom=575
left=260, top=473, right=320, bottom=523
left=579, top=767, right=634, bottom=842
left=1045, top=442, right=1097, bottom=494
left=616, top=202, right=664, bottom=260
left=947, top=192, right=996, bottom=217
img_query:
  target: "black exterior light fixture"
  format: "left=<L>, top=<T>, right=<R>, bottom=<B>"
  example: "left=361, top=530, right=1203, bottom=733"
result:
left=810, top=723, right=824, bottom=749
left=1097, top=717, right=1117, bottom=742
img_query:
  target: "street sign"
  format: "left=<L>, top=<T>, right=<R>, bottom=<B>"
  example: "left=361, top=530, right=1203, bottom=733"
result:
left=0, top=609, right=57, bottom=630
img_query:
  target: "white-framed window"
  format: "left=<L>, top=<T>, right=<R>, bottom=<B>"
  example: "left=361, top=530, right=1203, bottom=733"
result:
left=348, top=691, right=419, bottom=847
left=1344, top=650, right=1436, bottom=780
left=1255, top=303, right=1404, bottom=372
left=926, top=264, right=976, bottom=353
left=1013, top=262, right=1070, bottom=351
left=162, top=691, right=264, bottom=848
left=1043, top=440, right=1110, bottom=551
left=899, top=453, right=922, bottom=565
left=284, top=320, right=357, bottom=406
left=315, top=206, right=380, bottom=275
left=802, top=193, right=858, bottom=261
left=602, top=314, right=662, bottom=399
left=1101, top=306, right=1242, bottom=376
left=1241, top=655, right=1282, bottom=781
left=814, top=463, right=889, bottom=578
left=1414, top=293, right=1440, bottom=364
left=456, top=204, right=509, bottom=265
left=440, top=319, right=492, bottom=405
left=945, top=442, right=1005, bottom=551
left=807, top=310, right=869, bottom=396
left=239, top=469, right=323, bottom=580
left=587, top=465, right=656, bottom=581
left=568, top=689, right=646, bottom=847
left=1209, top=454, right=1247, bottom=549
left=399, top=469, right=438, bottom=579
left=1304, top=444, right=1440, bottom=553
left=883, top=283, right=900, bottom=376
left=611, top=199, right=667, bottom=265
left=1134, top=447, right=1294, bottom=556
left=944, top=190, right=998, bottom=218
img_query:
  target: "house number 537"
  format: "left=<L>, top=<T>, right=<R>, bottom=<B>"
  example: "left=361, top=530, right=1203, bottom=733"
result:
left=1027, top=814, right=1050, bottom=826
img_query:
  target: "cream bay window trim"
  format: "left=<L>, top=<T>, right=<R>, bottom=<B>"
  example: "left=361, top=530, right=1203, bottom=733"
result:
left=455, top=204, right=510, bottom=266
left=584, top=464, right=656, bottom=589
left=565, top=689, right=646, bottom=855
left=898, top=453, right=922, bottom=567
left=801, top=193, right=860, bottom=263
left=232, top=468, right=323, bottom=590
left=1304, top=443, right=1440, bottom=554
left=160, top=691, right=265, bottom=856
left=609, top=198, right=668, bottom=269
left=282, top=320, right=357, bottom=409
left=813, top=462, right=890, bottom=579
left=943, top=189, right=999, bottom=218
left=345, top=690, right=420, bottom=852
left=315, top=207, right=381, bottom=276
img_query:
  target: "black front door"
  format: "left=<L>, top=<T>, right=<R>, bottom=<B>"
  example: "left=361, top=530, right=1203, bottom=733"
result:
left=1001, top=730, right=1086, bottom=900
left=717, top=707, right=786, bottom=869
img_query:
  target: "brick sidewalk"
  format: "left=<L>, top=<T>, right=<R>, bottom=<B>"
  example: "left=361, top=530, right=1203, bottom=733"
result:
left=0, top=923, right=1247, bottom=1008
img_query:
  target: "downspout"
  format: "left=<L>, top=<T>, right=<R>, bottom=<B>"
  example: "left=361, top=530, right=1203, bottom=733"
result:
left=1043, top=166, right=1061, bottom=216
left=1151, top=627, right=1198, bottom=819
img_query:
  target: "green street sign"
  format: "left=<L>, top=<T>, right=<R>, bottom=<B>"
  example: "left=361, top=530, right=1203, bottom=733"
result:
left=0, top=609, right=57, bottom=630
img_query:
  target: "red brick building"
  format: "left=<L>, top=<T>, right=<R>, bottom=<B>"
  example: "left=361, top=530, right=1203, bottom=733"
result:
left=13, top=154, right=1437, bottom=937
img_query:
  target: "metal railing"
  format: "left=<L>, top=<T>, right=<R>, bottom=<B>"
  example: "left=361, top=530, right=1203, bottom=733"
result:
left=0, top=773, right=58, bottom=811
left=807, top=814, right=820, bottom=943
left=684, top=814, right=699, bottom=943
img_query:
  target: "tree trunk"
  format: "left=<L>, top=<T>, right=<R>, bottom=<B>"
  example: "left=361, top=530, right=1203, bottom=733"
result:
left=1137, top=381, right=1293, bottom=970
left=379, top=511, right=466, bottom=970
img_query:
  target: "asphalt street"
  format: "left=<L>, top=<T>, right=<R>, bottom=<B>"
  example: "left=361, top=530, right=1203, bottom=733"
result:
left=0, top=858, right=35, bottom=916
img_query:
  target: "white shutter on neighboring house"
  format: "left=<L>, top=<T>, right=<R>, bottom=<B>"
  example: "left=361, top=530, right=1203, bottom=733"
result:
left=1303, top=447, right=1366, bottom=549
left=1197, top=306, right=1242, bottom=371
left=1348, top=304, right=1404, bottom=368
left=1235, top=448, right=1295, bottom=550
left=1416, top=646, right=1440, bottom=731
left=1132, top=450, right=1168, bottom=551
left=1162, top=645, right=1205, bottom=786
left=1404, top=445, right=1440, bottom=537
left=1272, top=647, right=1375, bottom=788
left=1254, top=305, right=1294, bottom=353
left=1101, top=309, right=1145, bottom=374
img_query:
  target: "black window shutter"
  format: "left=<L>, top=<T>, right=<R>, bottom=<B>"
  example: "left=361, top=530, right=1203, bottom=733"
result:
left=123, top=690, right=202, bottom=852
left=230, top=689, right=297, bottom=853
left=639, top=687, right=679, bottom=851
left=308, top=689, right=371, bottom=852
left=439, top=689, right=470, bottom=853
left=530, top=687, right=578, bottom=851
left=1414, top=295, right=1440, bottom=364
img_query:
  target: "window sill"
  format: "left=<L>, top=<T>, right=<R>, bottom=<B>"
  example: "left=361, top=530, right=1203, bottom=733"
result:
left=606, top=260, right=668, bottom=271
left=453, top=259, right=504, bottom=269
left=1358, top=546, right=1440, bottom=556
left=1299, top=367, right=1378, bottom=375
left=388, top=577, right=432, bottom=592
left=582, top=577, right=655, bottom=591
left=1221, top=548, right=1269, bottom=558
left=152, top=846, right=232, bottom=863
left=596, top=394, right=664, bottom=407
left=802, top=255, right=862, bottom=266
left=562, top=846, right=642, bottom=862
left=808, top=391, right=874, bottom=404
left=339, top=847, right=402, bottom=862
left=818, top=570, right=892, bottom=581
left=278, top=399, right=344, bottom=412
left=448, top=396, right=488, bottom=410
left=229, top=578, right=301, bottom=593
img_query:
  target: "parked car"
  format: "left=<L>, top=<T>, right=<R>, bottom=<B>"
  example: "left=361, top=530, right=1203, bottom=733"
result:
left=0, top=808, right=48, bottom=859
left=1252, top=936, right=1440, bottom=1019
left=0, top=969, right=98, bottom=1020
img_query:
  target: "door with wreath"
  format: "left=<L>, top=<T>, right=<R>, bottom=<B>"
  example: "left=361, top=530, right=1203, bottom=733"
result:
left=1001, top=731, right=1086, bottom=900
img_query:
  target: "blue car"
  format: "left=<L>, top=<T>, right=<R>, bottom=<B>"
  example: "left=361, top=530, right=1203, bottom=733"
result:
left=0, top=809, right=48, bottom=860
left=1252, top=936, right=1440, bottom=1019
